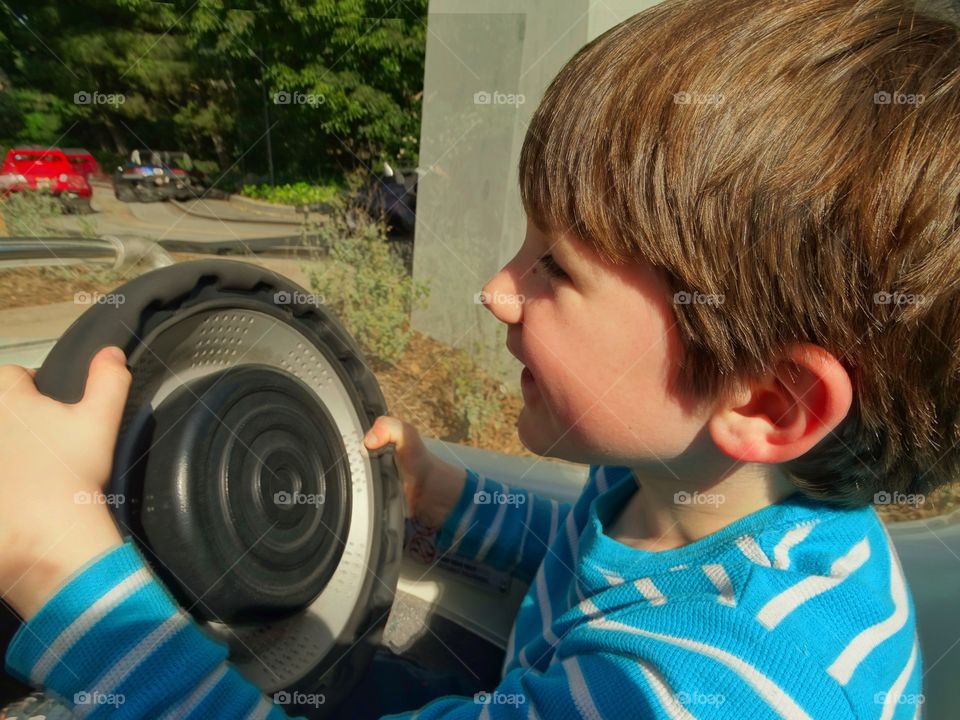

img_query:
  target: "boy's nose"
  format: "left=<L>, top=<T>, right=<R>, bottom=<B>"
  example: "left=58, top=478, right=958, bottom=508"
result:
left=479, top=271, right=523, bottom=325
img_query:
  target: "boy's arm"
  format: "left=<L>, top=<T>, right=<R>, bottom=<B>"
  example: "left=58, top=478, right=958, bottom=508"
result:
left=4, top=538, right=298, bottom=720
left=433, top=466, right=598, bottom=585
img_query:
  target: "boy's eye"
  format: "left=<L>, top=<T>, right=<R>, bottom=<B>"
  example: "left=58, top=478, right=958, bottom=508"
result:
left=537, top=253, right=568, bottom=280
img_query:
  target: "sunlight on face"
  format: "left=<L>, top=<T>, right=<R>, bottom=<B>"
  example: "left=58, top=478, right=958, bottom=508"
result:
left=481, top=219, right=711, bottom=469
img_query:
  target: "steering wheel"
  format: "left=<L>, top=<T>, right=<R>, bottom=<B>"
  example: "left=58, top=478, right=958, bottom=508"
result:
left=22, top=259, right=404, bottom=717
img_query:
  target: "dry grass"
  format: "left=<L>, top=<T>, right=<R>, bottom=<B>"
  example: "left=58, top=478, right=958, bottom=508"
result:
left=0, top=264, right=124, bottom=309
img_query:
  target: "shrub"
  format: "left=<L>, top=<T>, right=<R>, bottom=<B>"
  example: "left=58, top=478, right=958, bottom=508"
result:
left=304, top=184, right=429, bottom=365
left=439, top=339, right=510, bottom=443
left=0, top=190, right=64, bottom=236
left=241, top=181, right=343, bottom=207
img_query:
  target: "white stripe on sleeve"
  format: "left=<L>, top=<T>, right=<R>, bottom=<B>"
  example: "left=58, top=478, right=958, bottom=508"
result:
left=158, top=662, right=229, bottom=720
left=634, top=577, right=667, bottom=605
left=561, top=656, right=603, bottom=720
left=827, top=535, right=909, bottom=684
left=31, top=567, right=153, bottom=684
left=476, top=484, right=511, bottom=562
left=736, top=536, right=772, bottom=567
left=75, top=612, right=190, bottom=720
left=772, top=522, right=818, bottom=570
left=702, top=563, right=736, bottom=607
left=637, top=659, right=697, bottom=720
left=246, top=696, right=273, bottom=720
left=880, top=637, right=919, bottom=720
left=756, top=537, right=870, bottom=630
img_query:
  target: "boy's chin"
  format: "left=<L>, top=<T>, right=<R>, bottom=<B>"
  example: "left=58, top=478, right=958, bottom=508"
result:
left=516, top=406, right=569, bottom=460
left=517, top=407, right=603, bottom=466
left=516, top=406, right=547, bottom=455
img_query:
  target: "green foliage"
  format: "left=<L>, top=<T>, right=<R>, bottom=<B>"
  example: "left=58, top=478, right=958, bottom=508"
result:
left=0, top=88, right=69, bottom=146
left=241, top=181, right=343, bottom=207
left=441, top=341, right=508, bottom=442
left=0, top=1, right=427, bottom=180
left=304, top=188, right=429, bottom=365
left=0, top=190, right=64, bottom=236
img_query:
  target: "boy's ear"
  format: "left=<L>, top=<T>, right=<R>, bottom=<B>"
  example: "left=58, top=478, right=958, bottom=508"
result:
left=707, top=343, right=853, bottom=464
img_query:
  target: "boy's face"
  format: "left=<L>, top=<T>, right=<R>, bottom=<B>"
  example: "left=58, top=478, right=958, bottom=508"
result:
left=481, top=219, right=711, bottom=469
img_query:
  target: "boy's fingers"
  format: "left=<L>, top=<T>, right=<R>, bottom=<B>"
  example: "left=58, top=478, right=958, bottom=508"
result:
left=363, top=416, right=393, bottom=448
left=363, top=416, right=387, bottom=446
left=79, top=346, right=132, bottom=428
left=364, top=416, right=424, bottom=456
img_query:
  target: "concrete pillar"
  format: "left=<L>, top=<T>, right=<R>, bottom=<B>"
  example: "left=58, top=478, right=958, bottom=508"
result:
left=411, top=1, right=663, bottom=391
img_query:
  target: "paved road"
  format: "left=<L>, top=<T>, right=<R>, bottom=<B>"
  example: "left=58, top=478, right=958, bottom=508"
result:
left=51, top=184, right=304, bottom=247
left=2, top=185, right=323, bottom=351
left=0, top=252, right=322, bottom=357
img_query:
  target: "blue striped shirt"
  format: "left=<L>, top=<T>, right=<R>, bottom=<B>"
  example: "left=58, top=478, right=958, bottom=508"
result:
left=5, top=465, right=924, bottom=718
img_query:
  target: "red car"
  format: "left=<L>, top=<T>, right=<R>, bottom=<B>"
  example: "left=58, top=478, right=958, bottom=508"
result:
left=63, top=148, right=103, bottom=181
left=0, top=147, right=93, bottom=213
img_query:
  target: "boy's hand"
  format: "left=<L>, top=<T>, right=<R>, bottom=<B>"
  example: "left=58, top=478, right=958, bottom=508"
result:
left=0, top=346, right=131, bottom=620
left=363, top=416, right=467, bottom=529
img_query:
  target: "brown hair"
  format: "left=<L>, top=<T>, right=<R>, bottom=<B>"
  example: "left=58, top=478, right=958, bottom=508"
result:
left=519, top=0, right=960, bottom=507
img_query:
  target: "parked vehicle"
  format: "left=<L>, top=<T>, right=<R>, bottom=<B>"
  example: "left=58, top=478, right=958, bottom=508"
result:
left=161, top=150, right=212, bottom=194
left=62, top=148, right=103, bottom=181
left=112, top=149, right=216, bottom=202
left=0, top=147, right=93, bottom=213
left=351, top=162, right=419, bottom=235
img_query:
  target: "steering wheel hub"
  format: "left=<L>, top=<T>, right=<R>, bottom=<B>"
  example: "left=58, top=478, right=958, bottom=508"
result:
left=141, top=364, right=351, bottom=622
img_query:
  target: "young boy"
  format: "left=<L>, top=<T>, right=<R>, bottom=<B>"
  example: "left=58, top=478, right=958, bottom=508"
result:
left=1, top=0, right=955, bottom=716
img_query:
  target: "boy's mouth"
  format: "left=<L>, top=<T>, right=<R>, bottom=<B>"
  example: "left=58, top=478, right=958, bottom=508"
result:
left=507, top=336, right=537, bottom=392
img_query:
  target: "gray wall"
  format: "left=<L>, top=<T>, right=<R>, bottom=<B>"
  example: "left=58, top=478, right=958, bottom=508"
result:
left=411, top=1, right=662, bottom=392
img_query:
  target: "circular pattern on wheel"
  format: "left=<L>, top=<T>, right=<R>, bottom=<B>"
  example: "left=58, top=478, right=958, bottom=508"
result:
left=141, top=364, right=351, bottom=622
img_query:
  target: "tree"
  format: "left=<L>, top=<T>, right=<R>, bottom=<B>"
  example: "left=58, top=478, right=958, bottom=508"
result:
left=0, top=0, right=428, bottom=182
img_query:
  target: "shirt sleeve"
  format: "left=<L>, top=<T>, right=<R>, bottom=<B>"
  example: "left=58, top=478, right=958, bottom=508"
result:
left=435, top=468, right=576, bottom=585
left=4, top=538, right=298, bottom=720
